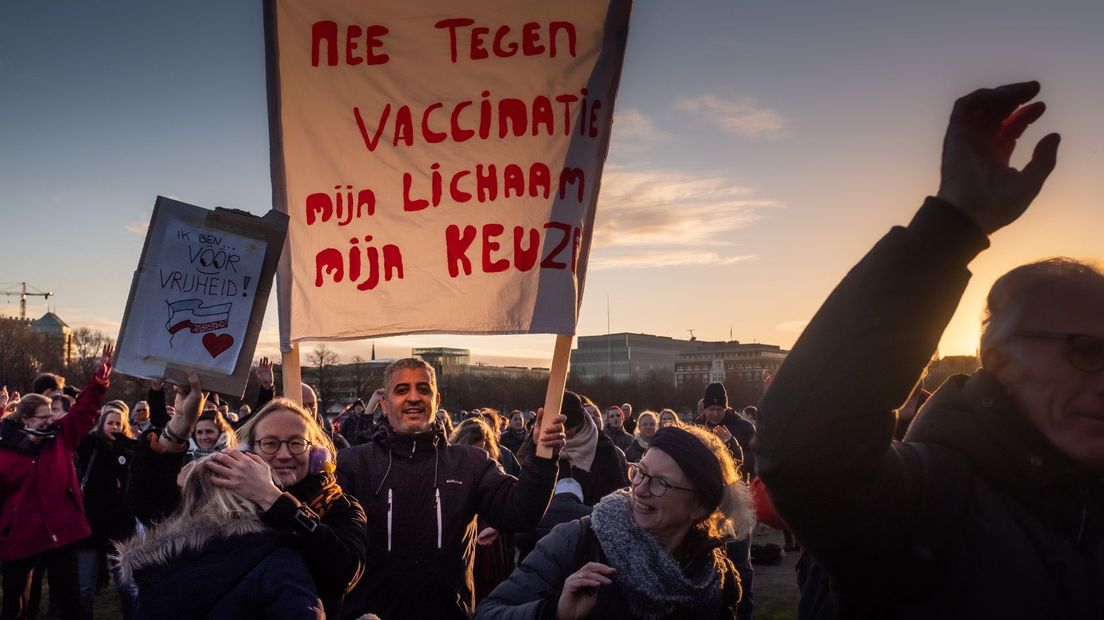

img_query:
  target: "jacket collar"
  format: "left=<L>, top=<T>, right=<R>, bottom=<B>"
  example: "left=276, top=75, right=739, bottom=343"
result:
left=374, top=420, right=445, bottom=455
left=906, top=370, right=1104, bottom=541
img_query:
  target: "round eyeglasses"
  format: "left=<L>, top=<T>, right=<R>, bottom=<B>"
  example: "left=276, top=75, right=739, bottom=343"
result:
left=255, top=438, right=312, bottom=455
left=1013, top=331, right=1104, bottom=373
left=627, top=464, right=697, bottom=497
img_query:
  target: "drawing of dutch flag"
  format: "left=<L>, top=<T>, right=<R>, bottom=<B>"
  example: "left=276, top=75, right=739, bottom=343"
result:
left=165, top=299, right=232, bottom=344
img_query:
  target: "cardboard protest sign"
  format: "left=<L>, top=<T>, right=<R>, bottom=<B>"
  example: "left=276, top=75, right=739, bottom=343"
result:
left=115, top=197, right=287, bottom=396
left=266, top=0, right=632, bottom=346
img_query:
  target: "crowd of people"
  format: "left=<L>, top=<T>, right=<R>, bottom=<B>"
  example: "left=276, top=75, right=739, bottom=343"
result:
left=1, top=81, right=1102, bottom=619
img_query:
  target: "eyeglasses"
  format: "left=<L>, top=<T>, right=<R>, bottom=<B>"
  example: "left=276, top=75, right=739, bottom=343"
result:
left=627, top=464, right=696, bottom=497
left=255, top=437, right=312, bottom=455
left=1013, top=331, right=1104, bottom=373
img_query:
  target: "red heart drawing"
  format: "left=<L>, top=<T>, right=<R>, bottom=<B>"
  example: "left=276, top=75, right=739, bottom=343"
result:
left=202, top=333, right=234, bottom=358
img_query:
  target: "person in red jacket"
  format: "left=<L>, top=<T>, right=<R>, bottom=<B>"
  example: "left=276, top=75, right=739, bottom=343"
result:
left=0, top=345, right=113, bottom=620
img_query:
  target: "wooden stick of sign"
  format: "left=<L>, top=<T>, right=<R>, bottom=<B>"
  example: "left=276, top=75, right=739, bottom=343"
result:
left=536, top=333, right=574, bottom=459
left=281, top=343, right=304, bottom=406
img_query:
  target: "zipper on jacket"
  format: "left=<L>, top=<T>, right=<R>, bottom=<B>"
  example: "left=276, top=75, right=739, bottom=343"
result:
left=387, top=488, right=393, bottom=551
left=435, top=487, right=442, bottom=549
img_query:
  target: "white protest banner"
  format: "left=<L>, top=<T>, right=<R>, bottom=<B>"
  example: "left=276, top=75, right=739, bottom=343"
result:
left=266, top=0, right=632, bottom=345
left=115, top=197, right=287, bottom=396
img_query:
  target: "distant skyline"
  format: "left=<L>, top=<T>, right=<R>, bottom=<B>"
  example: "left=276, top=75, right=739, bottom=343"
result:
left=3, top=1, right=1101, bottom=369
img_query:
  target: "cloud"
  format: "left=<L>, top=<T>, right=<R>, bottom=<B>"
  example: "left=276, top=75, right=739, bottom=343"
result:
left=775, top=319, right=809, bottom=333
left=124, top=220, right=149, bottom=236
left=674, top=95, right=784, bottom=138
left=587, top=167, right=780, bottom=269
left=609, top=109, right=667, bottom=155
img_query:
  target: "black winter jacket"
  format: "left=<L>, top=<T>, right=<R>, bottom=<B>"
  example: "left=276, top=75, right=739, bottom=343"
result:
left=696, top=410, right=754, bottom=475
left=336, top=422, right=558, bottom=619
left=75, top=432, right=138, bottom=546
left=755, top=198, right=1104, bottom=618
left=126, top=435, right=367, bottom=619
left=120, top=524, right=322, bottom=620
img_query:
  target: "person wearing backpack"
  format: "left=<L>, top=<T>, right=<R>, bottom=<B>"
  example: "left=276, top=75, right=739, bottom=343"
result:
left=755, top=82, right=1104, bottom=618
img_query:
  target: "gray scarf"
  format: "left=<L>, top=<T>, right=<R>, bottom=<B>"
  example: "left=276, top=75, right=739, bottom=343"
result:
left=590, top=490, right=726, bottom=619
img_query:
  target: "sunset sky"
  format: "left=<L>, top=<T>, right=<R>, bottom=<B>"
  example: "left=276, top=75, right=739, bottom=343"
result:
left=2, top=1, right=1101, bottom=368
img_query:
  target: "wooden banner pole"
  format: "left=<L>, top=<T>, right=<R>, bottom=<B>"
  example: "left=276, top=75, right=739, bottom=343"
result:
left=282, top=343, right=304, bottom=405
left=536, top=333, right=574, bottom=459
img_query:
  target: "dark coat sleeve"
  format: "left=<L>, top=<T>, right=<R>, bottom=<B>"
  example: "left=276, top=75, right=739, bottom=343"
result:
left=475, top=448, right=558, bottom=535
left=753, top=199, right=989, bottom=582
left=148, top=386, right=170, bottom=430
left=474, top=520, right=586, bottom=620
left=60, top=377, right=105, bottom=450
left=125, top=431, right=185, bottom=526
left=259, top=491, right=368, bottom=605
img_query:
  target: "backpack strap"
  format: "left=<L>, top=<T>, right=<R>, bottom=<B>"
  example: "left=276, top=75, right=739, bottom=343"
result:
left=573, top=516, right=603, bottom=566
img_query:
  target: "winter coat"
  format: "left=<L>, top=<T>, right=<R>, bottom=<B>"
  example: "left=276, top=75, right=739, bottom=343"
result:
left=755, top=198, right=1104, bottom=618
left=75, top=431, right=138, bottom=546
left=337, top=409, right=378, bottom=447
left=0, top=378, right=106, bottom=562
left=117, top=518, right=323, bottom=620
left=514, top=491, right=593, bottom=561
left=335, top=422, right=558, bottom=619
left=624, top=438, right=648, bottom=463
left=475, top=518, right=739, bottom=620
left=500, top=428, right=527, bottom=455
left=696, top=410, right=754, bottom=476
left=559, top=431, right=629, bottom=506
left=126, top=435, right=367, bottom=619
left=604, top=426, right=635, bottom=453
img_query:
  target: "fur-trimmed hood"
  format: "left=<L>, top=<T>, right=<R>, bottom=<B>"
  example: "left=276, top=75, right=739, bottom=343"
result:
left=115, top=516, right=267, bottom=583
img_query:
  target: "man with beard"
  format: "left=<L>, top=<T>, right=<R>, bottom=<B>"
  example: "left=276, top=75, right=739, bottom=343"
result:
left=336, top=357, right=566, bottom=619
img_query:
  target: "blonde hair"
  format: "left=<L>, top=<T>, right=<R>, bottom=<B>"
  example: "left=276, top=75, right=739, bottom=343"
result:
left=115, top=455, right=270, bottom=582
left=678, top=425, right=755, bottom=542
left=236, top=397, right=335, bottom=455
left=96, top=406, right=135, bottom=440
left=451, top=418, right=501, bottom=463
left=634, top=410, right=659, bottom=436
left=658, top=408, right=682, bottom=428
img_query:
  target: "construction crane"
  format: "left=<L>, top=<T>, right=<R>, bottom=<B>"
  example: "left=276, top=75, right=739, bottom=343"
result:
left=687, top=329, right=697, bottom=342
left=1, top=282, right=53, bottom=320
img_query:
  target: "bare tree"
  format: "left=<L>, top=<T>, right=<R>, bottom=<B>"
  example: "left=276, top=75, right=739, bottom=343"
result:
left=66, top=327, right=110, bottom=385
left=307, top=344, right=341, bottom=415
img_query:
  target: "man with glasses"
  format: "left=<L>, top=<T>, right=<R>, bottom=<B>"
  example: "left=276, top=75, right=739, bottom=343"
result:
left=755, top=82, right=1104, bottom=617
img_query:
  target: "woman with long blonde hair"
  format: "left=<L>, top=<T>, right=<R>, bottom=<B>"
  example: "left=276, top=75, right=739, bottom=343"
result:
left=117, top=455, right=323, bottom=619
left=76, top=403, right=141, bottom=618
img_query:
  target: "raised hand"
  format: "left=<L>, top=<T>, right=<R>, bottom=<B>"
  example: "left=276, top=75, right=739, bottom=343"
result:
left=255, top=356, right=275, bottom=390
left=556, top=562, right=616, bottom=620
left=366, top=387, right=386, bottom=413
left=208, top=450, right=283, bottom=510
left=536, top=407, right=567, bottom=456
left=937, top=81, right=1060, bottom=234
left=95, top=344, right=115, bottom=385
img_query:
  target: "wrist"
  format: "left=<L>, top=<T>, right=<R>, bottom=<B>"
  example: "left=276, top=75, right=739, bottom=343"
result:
left=256, top=486, right=283, bottom=512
